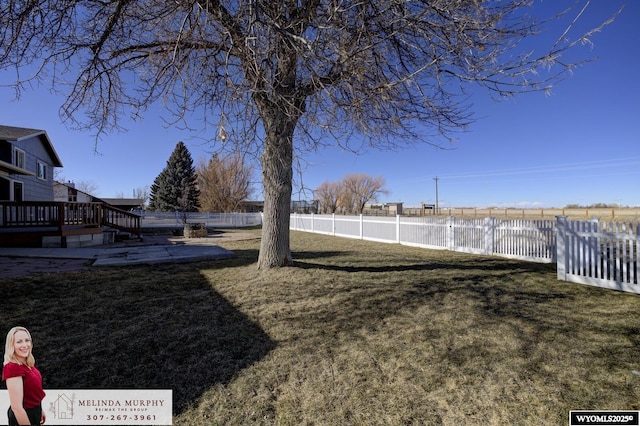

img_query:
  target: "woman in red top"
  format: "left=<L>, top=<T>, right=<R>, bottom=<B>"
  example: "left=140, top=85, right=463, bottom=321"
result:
left=2, top=326, right=46, bottom=425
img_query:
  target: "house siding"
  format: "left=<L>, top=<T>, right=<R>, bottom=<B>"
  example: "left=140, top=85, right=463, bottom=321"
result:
left=10, top=135, right=56, bottom=201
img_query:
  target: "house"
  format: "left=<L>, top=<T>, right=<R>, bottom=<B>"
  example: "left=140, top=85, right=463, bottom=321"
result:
left=55, top=182, right=145, bottom=211
left=0, top=125, right=63, bottom=201
left=54, top=180, right=97, bottom=203
left=0, top=125, right=141, bottom=247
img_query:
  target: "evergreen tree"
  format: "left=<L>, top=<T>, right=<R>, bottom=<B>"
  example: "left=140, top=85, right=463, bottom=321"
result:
left=148, top=142, right=200, bottom=214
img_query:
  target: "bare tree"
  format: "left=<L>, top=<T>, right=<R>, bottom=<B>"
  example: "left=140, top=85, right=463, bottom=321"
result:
left=197, top=154, right=254, bottom=212
left=53, top=170, right=68, bottom=200
left=53, top=169, right=66, bottom=183
left=76, top=180, right=99, bottom=196
left=0, top=1, right=617, bottom=268
left=340, top=174, right=388, bottom=214
left=315, top=181, right=341, bottom=214
left=133, top=186, right=151, bottom=208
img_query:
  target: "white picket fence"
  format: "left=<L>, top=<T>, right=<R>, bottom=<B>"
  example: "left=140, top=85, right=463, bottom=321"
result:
left=290, top=213, right=556, bottom=263
left=290, top=213, right=640, bottom=294
left=137, top=211, right=263, bottom=228
left=556, top=217, right=640, bottom=294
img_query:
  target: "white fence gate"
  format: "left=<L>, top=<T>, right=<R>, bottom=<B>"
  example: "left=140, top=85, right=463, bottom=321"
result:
left=291, top=214, right=640, bottom=294
left=556, top=217, right=640, bottom=294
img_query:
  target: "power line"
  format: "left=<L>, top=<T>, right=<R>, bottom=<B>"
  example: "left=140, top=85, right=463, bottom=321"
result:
left=436, top=157, right=640, bottom=180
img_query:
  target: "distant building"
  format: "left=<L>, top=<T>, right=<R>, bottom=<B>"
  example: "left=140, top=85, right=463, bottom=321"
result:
left=385, top=202, right=403, bottom=216
left=364, top=202, right=403, bottom=215
left=292, top=199, right=318, bottom=214
left=238, top=200, right=264, bottom=213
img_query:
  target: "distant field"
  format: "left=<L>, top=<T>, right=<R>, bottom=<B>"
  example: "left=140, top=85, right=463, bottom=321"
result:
left=402, top=207, right=640, bottom=222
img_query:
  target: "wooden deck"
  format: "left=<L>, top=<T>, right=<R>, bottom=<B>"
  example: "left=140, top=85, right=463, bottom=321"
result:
left=0, top=201, right=141, bottom=247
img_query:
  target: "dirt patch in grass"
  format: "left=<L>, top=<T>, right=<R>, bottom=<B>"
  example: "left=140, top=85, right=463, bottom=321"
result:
left=2, top=229, right=639, bottom=425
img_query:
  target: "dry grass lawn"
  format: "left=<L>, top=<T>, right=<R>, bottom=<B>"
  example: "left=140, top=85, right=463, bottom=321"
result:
left=1, top=228, right=639, bottom=425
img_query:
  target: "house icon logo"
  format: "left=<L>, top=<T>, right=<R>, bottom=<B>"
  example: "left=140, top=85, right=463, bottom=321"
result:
left=51, top=392, right=74, bottom=420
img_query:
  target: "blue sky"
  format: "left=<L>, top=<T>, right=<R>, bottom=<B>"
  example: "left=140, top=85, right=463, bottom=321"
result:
left=1, top=1, right=638, bottom=208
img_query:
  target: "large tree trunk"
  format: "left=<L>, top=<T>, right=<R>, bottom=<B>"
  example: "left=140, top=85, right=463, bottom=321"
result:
left=257, top=112, right=295, bottom=269
left=255, top=29, right=304, bottom=269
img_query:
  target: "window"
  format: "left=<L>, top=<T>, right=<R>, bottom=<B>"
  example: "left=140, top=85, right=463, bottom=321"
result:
left=37, top=160, right=47, bottom=180
left=13, top=147, right=25, bottom=169
left=13, top=181, right=23, bottom=202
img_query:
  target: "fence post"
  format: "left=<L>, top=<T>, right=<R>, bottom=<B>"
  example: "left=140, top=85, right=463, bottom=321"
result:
left=359, top=214, right=364, bottom=239
left=484, top=217, right=495, bottom=255
left=447, top=216, right=454, bottom=250
left=556, top=215, right=568, bottom=281
left=396, top=215, right=401, bottom=243
left=332, top=213, right=336, bottom=236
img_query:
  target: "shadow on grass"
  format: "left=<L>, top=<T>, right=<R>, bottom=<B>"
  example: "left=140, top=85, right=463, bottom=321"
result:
left=293, top=255, right=554, bottom=274
left=291, top=250, right=347, bottom=260
left=0, top=260, right=275, bottom=415
left=285, top=256, right=555, bottom=339
left=207, top=248, right=260, bottom=267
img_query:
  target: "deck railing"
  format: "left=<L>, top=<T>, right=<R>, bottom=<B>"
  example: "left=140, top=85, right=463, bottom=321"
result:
left=0, top=201, right=141, bottom=239
left=101, top=204, right=142, bottom=238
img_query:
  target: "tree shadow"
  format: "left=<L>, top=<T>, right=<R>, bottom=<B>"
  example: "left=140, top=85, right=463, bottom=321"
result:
left=291, top=250, right=347, bottom=260
left=293, top=255, right=554, bottom=275
left=0, top=263, right=276, bottom=415
left=289, top=251, right=563, bottom=346
left=198, top=248, right=260, bottom=268
left=289, top=251, right=631, bottom=385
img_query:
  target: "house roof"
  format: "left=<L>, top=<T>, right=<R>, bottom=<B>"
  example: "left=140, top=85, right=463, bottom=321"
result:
left=100, top=198, right=145, bottom=207
left=54, top=181, right=100, bottom=201
left=0, top=124, right=64, bottom=167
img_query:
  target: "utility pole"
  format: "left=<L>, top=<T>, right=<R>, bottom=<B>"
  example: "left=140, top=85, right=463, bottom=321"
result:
left=433, top=176, right=439, bottom=216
